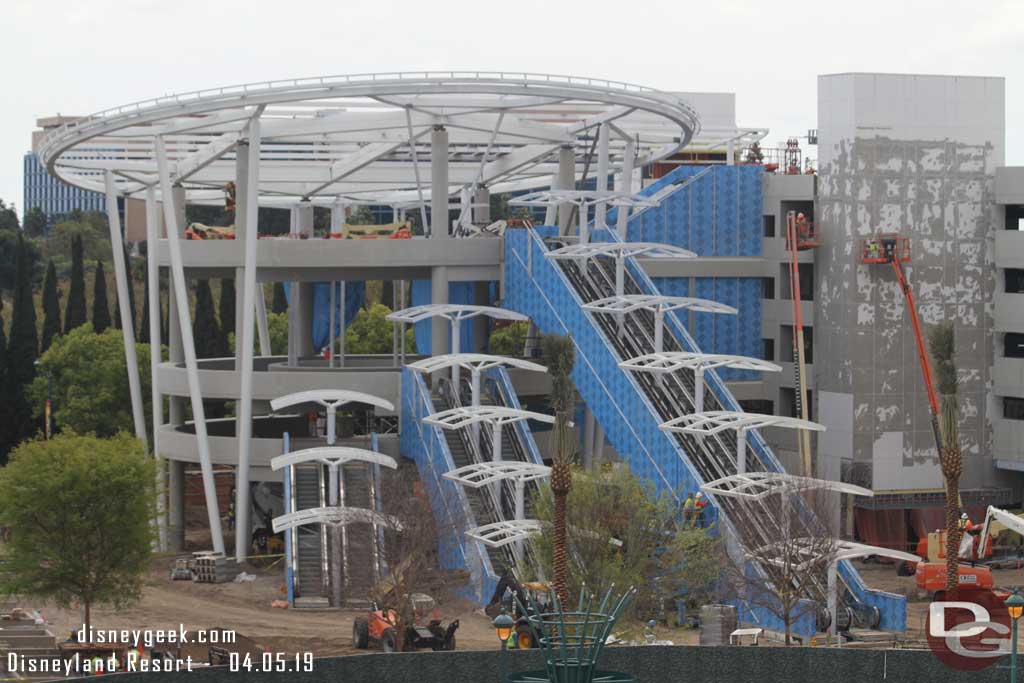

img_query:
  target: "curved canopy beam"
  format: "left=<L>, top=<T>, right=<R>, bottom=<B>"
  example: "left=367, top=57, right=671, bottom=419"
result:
left=424, top=405, right=555, bottom=430
left=620, top=352, right=781, bottom=375
left=386, top=304, right=528, bottom=325
left=584, top=295, right=736, bottom=316
left=660, top=410, right=825, bottom=436
left=405, top=353, right=546, bottom=375
left=466, top=519, right=543, bottom=549
left=700, top=472, right=873, bottom=501
left=754, top=538, right=920, bottom=569
left=270, top=389, right=394, bottom=413
left=270, top=446, right=398, bottom=472
left=272, top=506, right=402, bottom=533
left=443, top=461, right=551, bottom=488
left=508, top=189, right=658, bottom=209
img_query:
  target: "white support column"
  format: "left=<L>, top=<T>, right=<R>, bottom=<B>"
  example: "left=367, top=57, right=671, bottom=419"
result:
left=233, top=118, right=262, bottom=561
left=595, top=122, right=610, bottom=230
left=451, top=319, right=461, bottom=391
left=557, top=146, right=575, bottom=235
left=431, top=126, right=449, bottom=240
left=614, top=256, right=625, bottom=297
left=233, top=141, right=249, bottom=370
left=616, top=139, right=635, bottom=239
left=514, top=478, right=526, bottom=561
left=736, top=427, right=748, bottom=475
left=492, top=422, right=503, bottom=462
left=338, top=281, right=346, bottom=367
left=543, top=173, right=559, bottom=226
left=430, top=267, right=448, bottom=371
left=695, top=365, right=705, bottom=414
left=256, top=285, right=270, bottom=356
left=104, top=172, right=148, bottom=449
left=827, top=561, right=838, bottom=638
left=144, top=186, right=167, bottom=551
left=471, top=367, right=481, bottom=447
left=155, top=136, right=226, bottom=555
left=654, top=309, right=664, bottom=354
left=328, top=281, right=336, bottom=368
left=578, top=200, right=589, bottom=245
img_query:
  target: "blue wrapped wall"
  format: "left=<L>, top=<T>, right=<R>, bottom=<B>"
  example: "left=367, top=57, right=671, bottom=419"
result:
left=400, top=368, right=497, bottom=603
left=616, top=165, right=763, bottom=381
left=409, top=280, right=497, bottom=354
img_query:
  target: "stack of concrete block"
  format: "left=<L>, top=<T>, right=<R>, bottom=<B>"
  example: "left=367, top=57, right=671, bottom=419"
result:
left=191, top=552, right=240, bottom=584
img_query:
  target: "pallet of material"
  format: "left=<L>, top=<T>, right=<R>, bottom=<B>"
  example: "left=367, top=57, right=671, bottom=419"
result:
left=192, top=553, right=240, bottom=584
left=169, top=557, right=194, bottom=581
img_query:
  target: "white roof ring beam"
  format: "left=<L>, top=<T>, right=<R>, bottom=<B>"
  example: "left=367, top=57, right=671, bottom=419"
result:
left=700, top=472, right=873, bottom=501
left=269, top=389, right=394, bottom=413
left=585, top=295, right=737, bottom=316
left=270, top=446, right=398, bottom=472
left=386, top=304, right=528, bottom=325
left=660, top=411, right=825, bottom=437
left=619, top=352, right=781, bottom=375
left=272, top=506, right=402, bottom=534
left=38, top=72, right=701, bottom=203
left=466, top=519, right=543, bottom=549
left=405, top=353, right=547, bottom=375
left=545, top=242, right=697, bottom=261
left=423, top=406, right=556, bottom=430
left=443, top=461, right=552, bottom=488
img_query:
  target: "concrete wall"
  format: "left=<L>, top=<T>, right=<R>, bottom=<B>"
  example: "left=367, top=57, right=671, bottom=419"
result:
left=816, top=73, right=1006, bottom=492
left=97, top=645, right=1013, bottom=683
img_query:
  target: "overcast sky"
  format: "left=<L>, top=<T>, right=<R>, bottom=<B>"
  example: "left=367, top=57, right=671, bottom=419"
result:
left=3, top=0, right=1021, bottom=214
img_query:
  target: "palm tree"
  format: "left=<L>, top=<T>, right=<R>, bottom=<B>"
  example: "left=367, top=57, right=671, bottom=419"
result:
left=540, top=333, right=576, bottom=607
left=929, top=322, right=961, bottom=597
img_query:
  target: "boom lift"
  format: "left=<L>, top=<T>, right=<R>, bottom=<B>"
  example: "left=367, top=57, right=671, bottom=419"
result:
left=785, top=211, right=819, bottom=476
left=914, top=505, right=1024, bottom=592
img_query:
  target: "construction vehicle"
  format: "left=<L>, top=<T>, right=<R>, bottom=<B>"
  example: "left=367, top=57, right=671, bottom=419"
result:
left=914, top=506, right=1024, bottom=592
left=352, top=594, right=458, bottom=652
left=484, top=573, right=545, bottom=649
left=785, top=211, right=819, bottom=476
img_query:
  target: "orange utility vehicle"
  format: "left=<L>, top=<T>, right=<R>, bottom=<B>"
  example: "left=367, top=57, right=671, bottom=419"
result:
left=352, top=595, right=458, bottom=653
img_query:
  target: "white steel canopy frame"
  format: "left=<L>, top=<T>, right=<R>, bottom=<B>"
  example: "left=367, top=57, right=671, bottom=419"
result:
left=424, top=405, right=554, bottom=469
left=700, top=472, right=872, bottom=501
left=587, top=297, right=736, bottom=353
left=661, top=411, right=825, bottom=476
left=546, top=242, right=696, bottom=297
left=272, top=506, right=402, bottom=534
left=510, top=190, right=659, bottom=243
left=39, top=72, right=701, bottom=205
left=388, top=306, right=529, bottom=387
left=465, top=519, right=543, bottom=549
left=619, top=351, right=780, bottom=412
left=270, top=446, right=399, bottom=472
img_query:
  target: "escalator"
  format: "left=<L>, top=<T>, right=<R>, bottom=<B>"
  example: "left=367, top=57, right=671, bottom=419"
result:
left=292, top=464, right=327, bottom=602
left=503, top=226, right=903, bottom=635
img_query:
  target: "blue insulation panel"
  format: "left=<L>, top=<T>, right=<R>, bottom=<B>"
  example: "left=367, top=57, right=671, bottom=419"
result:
left=311, top=281, right=365, bottom=350
left=410, top=280, right=496, bottom=354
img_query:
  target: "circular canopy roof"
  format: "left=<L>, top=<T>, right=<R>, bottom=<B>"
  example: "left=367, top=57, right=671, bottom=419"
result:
left=38, top=72, right=701, bottom=206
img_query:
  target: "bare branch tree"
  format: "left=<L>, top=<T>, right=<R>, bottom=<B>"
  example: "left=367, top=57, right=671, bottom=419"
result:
left=723, top=484, right=840, bottom=645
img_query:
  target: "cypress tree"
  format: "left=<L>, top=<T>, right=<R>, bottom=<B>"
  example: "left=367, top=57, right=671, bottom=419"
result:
left=0, top=295, right=9, bottom=461
left=5, top=236, right=39, bottom=450
left=92, top=260, right=111, bottom=333
left=64, top=235, right=88, bottom=333
left=41, top=260, right=61, bottom=352
left=193, top=280, right=222, bottom=358
left=272, top=282, right=288, bottom=314
left=219, top=278, right=236, bottom=355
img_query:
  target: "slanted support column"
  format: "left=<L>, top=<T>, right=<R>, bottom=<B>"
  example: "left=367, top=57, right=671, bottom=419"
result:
left=514, top=478, right=526, bottom=561
left=144, top=186, right=167, bottom=550
left=557, top=146, right=575, bottom=234
left=234, top=120, right=261, bottom=561
left=430, top=126, right=449, bottom=240
left=654, top=309, right=664, bottom=354
left=155, top=135, right=226, bottom=555
left=594, top=122, right=610, bottom=230
left=827, top=562, right=838, bottom=638
left=104, top=173, right=148, bottom=449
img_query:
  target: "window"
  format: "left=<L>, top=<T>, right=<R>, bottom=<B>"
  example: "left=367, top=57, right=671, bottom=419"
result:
left=1007, top=205, right=1024, bottom=230
left=740, top=400, right=774, bottom=414
left=1008, top=269, right=1024, bottom=294
left=763, top=215, right=776, bottom=238
left=1006, top=333, right=1024, bottom=359
left=1005, top=397, right=1024, bottom=420
left=762, top=277, right=775, bottom=300
left=763, top=338, right=775, bottom=361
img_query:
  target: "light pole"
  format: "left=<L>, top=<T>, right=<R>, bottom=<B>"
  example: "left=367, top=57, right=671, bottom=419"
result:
left=1006, top=590, right=1023, bottom=683
left=493, top=609, right=514, bottom=683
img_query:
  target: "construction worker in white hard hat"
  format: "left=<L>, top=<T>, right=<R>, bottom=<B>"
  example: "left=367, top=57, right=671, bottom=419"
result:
left=694, top=492, right=708, bottom=528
